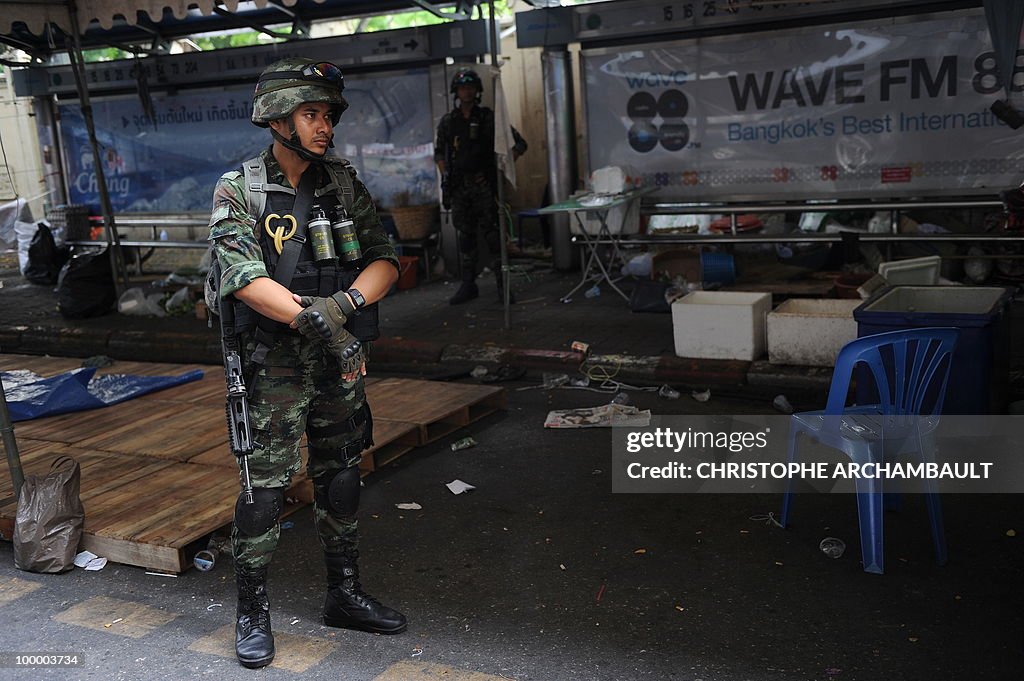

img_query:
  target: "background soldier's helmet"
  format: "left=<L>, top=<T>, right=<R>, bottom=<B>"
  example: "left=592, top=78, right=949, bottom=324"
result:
left=450, top=68, right=483, bottom=95
left=251, top=58, right=349, bottom=127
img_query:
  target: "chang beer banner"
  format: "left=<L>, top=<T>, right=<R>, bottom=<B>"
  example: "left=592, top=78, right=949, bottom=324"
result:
left=59, top=68, right=435, bottom=213
left=583, top=10, right=1024, bottom=200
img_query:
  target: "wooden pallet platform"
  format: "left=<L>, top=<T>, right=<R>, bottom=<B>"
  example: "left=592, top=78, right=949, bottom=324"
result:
left=367, top=378, right=506, bottom=444
left=0, top=355, right=505, bottom=572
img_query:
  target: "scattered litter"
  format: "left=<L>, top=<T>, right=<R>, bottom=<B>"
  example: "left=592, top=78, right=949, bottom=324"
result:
left=609, top=392, right=630, bottom=406
left=568, top=375, right=591, bottom=388
left=450, top=437, right=478, bottom=452
left=544, top=404, right=651, bottom=428
left=206, top=603, right=223, bottom=611
left=280, top=521, right=294, bottom=530
left=559, top=564, right=566, bottom=571
left=445, top=479, right=476, bottom=495
left=908, top=637, right=919, bottom=643
left=675, top=605, right=684, bottom=612
left=819, top=537, right=846, bottom=559
left=561, top=297, right=572, bottom=304
left=658, top=384, right=681, bottom=400
left=634, top=548, right=647, bottom=555
left=773, top=394, right=794, bottom=414
left=411, top=647, right=423, bottom=657
left=544, top=401, right=647, bottom=428
left=104, top=617, right=125, bottom=629
left=749, top=512, right=784, bottom=528
left=584, top=284, right=601, bottom=298
left=84, top=557, right=107, bottom=571
left=774, top=561, right=784, bottom=566
left=74, top=551, right=98, bottom=568
left=739, top=529, right=749, bottom=534
left=396, top=503, right=422, bottom=511
left=541, top=372, right=570, bottom=389
left=194, top=549, right=217, bottom=572
left=145, top=571, right=178, bottom=578
left=595, top=583, right=606, bottom=604
left=290, top=618, right=300, bottom=625
left=1007, top=529, right=1017, bottom=537
left=469, top=366, right=489, bottom=379
left=691, top=389, right=711, bottom=403
left=571, top=340, right=590, bottom=356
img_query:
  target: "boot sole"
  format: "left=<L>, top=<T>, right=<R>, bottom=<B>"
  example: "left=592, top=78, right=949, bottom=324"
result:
left=322, top=615, right=407, bottom=635
left=238, top=653, right=275, bottom=669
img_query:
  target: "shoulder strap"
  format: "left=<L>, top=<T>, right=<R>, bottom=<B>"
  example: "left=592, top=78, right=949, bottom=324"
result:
left=319, top=161, right=355, bottom=215
left=243, top=155, right=296, bottom=221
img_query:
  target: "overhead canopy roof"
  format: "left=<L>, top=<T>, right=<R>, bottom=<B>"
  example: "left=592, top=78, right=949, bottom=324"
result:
left=0, top=0, right=501, bottom=56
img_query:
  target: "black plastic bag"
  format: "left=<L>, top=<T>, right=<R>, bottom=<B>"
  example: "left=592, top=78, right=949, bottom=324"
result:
left=24, top=223, right=69, bottom=285
left=57, top=248, right=116, bottom=319
left=13, top=456, right=85, bottom=573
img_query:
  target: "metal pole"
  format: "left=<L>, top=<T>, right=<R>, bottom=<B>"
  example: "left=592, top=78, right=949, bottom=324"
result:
left=542, top=48, right=577, bottom=271
left=488, top=0, right=510, bottom=329
left=0, top=375, right=24, bottom=502
left=66, top=1, right=127, bottom=298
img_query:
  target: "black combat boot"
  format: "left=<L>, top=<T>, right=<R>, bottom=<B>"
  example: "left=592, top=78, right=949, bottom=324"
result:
left=449, top=272, right=479, bottom=305
left=323, top=550, right=407, bottom=634
left=235, top=566, right=275, bottom=669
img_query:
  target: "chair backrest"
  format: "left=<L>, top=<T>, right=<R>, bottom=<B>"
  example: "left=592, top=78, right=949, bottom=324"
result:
left=824, top=327, right=960, bottom=416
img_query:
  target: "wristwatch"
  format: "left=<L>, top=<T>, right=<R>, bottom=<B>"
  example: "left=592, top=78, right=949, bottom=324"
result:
left=347, top=287, right=365, bottom=309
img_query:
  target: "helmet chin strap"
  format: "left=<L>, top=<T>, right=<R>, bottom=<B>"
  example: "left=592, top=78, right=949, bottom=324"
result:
left=271, top=118, right=333, bottom=163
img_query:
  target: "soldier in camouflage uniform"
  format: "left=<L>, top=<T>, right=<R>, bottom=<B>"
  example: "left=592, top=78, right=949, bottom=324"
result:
left=435, top=68, right=527, bottom=305
left=208, top=58, right=404, bottom=670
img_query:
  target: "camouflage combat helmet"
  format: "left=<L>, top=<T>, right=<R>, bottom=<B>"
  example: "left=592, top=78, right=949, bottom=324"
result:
left=450, top=68, right=483, bottom=95
left=252, top=57, right=348, bottom=128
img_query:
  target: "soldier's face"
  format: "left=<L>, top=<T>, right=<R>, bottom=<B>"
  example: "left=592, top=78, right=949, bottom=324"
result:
left=456, top=85, right=478, bottom=105
left=273, top=102, right=334, bottom=154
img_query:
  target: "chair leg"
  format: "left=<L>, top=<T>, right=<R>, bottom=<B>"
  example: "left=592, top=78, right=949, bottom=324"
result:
left=780, top=428, right=799, bottom=528
left=918, top=430, right=948, bottom=566
left=855, top=473, right=885, bottom=574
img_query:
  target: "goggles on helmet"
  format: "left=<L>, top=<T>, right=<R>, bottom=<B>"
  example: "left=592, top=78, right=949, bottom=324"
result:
left=258, top=61, right=345, bottom=92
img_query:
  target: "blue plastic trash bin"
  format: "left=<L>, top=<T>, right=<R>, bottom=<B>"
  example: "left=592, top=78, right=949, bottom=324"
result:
left=853, top=286, right=1013, bottom=414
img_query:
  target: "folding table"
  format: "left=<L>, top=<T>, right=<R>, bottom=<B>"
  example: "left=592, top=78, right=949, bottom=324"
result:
left=538, top=186, right=656, bottom=302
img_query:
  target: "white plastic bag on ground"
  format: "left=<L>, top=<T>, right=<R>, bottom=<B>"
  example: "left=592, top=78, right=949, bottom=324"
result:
left=15, top=220, right=39, bottom=274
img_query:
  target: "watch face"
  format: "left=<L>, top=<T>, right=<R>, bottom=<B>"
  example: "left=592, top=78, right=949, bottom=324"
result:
left=349, top=288, right=365, bottom=308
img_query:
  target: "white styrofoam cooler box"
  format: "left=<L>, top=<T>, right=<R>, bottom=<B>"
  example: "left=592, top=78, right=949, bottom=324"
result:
left=767, top=299, right=860, bottom=366
left=672, top=291, right=772, bottom=360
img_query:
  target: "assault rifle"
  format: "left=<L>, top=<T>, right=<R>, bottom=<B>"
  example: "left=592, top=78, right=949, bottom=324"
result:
left=220, top=295, right=255, bottom=505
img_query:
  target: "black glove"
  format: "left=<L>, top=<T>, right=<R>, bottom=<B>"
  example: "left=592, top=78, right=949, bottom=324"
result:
left=294, top=294, right=363, bottom=373
left=294, top=293, right=355, bottom=343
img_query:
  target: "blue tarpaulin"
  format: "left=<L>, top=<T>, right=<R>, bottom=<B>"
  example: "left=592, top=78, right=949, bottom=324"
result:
left=2, top=367, right=204, bottom=422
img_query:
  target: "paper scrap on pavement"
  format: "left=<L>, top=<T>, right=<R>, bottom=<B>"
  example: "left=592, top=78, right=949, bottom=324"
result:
left=396, top=502, right=423, bottom=510
left=84, top=557, right=107, bottom=571
left=446, top=480, right=476, bottom=495
left=74, top=550, right=98, bottom=568
left=544, top=404, right=651, bottom=428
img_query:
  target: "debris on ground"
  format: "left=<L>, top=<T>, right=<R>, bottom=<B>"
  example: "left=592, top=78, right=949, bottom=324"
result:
left=819, top=537, right=846, bottom=559
left=544, top=404, right=651, bottom=428
left=445, top=479, right=476, bottom=495
left=691, top=389, right=711, bottom=403
left=658, top=384, right=680, bottom=400
left=396, top=502, right=422, bottom=511
left=450, top=437, right=478, bottom=452
left=773, top=394, right=794, bottom=414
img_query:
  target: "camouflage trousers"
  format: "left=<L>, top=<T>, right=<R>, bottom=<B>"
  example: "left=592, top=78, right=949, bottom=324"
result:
left=232, top=334, right=368, bottom=571
left=450, top=177, right=499, bottom=277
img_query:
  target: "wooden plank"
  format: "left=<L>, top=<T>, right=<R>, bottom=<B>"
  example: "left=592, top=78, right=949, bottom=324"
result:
left=74, top=404, right=227, bottom=461
left=360, top=419, right=419, bottom=473
left=367, top=379, right=505, bottom=444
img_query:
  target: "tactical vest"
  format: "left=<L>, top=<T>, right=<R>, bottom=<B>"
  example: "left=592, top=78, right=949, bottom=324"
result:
left=243, top=155, right=379, bottom=342
left=445, top=106, right=495, bottom=179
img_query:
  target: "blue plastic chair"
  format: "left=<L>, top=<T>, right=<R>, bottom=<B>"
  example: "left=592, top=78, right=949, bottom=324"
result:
left=780, top=327, right=960, bottom=574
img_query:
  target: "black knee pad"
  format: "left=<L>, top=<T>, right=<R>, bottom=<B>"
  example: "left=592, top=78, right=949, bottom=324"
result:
left=234, top=487, right=284, bottom=537
left=314, top=466, right=361, bottom=517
